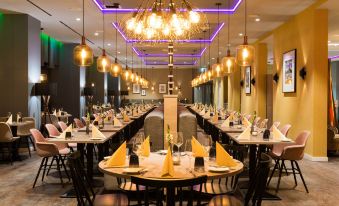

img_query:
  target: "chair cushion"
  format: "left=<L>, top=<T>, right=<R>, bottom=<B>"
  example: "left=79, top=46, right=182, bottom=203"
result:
left=59, top=148, right=71, bottom=155
left=68, top=143, right=77, bottom=148
left=94, top=194, right=128, bottom=206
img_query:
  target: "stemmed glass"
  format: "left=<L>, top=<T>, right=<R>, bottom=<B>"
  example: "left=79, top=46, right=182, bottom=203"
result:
left=184, top=139, right=193, bottom=172
left=202, top=135, right=212, bottom=159
left=173, top=132, right=183, bottom=164
left=133, top=133, right=144, bottom=157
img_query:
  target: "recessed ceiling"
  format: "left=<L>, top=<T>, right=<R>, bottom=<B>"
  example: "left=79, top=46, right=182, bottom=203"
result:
left=0, top=0, right=320, bottom=68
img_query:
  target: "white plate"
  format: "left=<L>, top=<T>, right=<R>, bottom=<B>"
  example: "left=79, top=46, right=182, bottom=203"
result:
left=123, top=167, right=144, bottom=174
left=90, top=137, right=102, bottom=140
left=104, top=156, right=111, bottom=160
left=208, top=166, right=230, bottom=173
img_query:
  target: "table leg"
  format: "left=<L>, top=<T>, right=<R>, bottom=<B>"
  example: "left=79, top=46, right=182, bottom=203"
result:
left=77, top=143, right=85, bottom=166
left=166, top=187, right=175, bottom=206
left=97, top=144, right=104, bottom=161
left=248, top=145, right=257, bottom=180
left=86, top=144, right=94, bottom=182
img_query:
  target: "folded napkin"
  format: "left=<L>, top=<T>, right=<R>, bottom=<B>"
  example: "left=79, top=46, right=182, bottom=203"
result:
left=123, top=113, right=130, bottom=122
left=161, top=147, right=174, bottom=177
left=237, top=127, right=251, bottom=140
left=203, top=112, right=210, bottom=118
left=58, top=131, right=66, bottom=139
left=6, top=115, right=12, bottom=124
left=212, top=113, right=218, bottom=123
left=113, top=117, right=123, bottom=127
left=243, top=117, right=252, bottom=127
left=65, top=125, right=72, bottom=132
left=53, top=110, right=57, bottom=116
left=93, top=116, right=100, bottom=123
left=92, top=126, right=106, bottom=139
left=141, top=136, right=151, bottom=157
left=199, top=109, right=206, bottom=115
left=132, top=109, right=138, bottom=117
left=57, top=110, right=62, bottom=116
left=221, top=116, right=231, bottom=128
left=216, top=142, right=237, bottom=167
left=272, top=125, right=287, bottom=140
left=106, top=141, right=126, bottom=167
left=191, top=136, right=208, bottom=157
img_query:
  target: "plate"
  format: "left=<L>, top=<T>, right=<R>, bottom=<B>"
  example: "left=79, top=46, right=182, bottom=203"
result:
left=157, top=150, right=168, bottom=155
left=90, top=137, right=102, bottom=140
left=208, top=166, right=230, bottom=173
left=281, top=138, right=292, bottom=142
left=123, top=167, right=144, bottom=174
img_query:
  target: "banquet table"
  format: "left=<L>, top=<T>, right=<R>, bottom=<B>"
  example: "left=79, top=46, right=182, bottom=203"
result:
left=99, top=153, right=244, bottom=206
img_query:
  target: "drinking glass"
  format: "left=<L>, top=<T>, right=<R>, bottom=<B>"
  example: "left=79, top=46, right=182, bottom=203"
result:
left=174, top=132, right=184, bottom=154
left=184, top=139, right=192, bottom=171
left=202, top=135, right=212, bottom=158
left=133, top=135, right=143, bottom=157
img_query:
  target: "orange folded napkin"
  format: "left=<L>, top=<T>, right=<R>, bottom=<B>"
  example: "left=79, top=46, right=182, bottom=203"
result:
left=191, top=136, right=208, bottom=157
left=141, top=136, right=151, bottom=157
left=221, top=115, right=231, bottom=128
left=113, top=117, right=123, bottom=127
left=237, top=127, right=251, bottom=140
left=132, top=109, right=138, bottom=117
left=93, top=116, right=100, bottom=123
left=123, top=113, right=130, bottom=122
left=199, top=108, right=206, bottom=115
left=216, top=142, right=237, bottom=167
left=106, top=141, right=126, bottom=167
left=161, top=147, right=174, bottom=177
left=92, top=126, right=106, bottom=139
left=212, top=113, right=218, bottom=123
left=272, top=125, right=287, bottom=140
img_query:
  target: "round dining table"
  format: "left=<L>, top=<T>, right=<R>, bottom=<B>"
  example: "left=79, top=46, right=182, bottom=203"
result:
left=98, top=152, right=244, bottom=205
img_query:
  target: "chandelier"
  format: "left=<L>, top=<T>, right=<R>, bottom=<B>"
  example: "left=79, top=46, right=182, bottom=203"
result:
left=120, top=0, right=208, bottom=42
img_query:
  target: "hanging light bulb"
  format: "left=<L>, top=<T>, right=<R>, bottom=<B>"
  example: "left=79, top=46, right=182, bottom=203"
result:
left=73, top=0, right=93, bottom=67
left=212, top=3, right=223, bottom=78
left=97, top=13, right=111, bottom=72
left=135, top=22, right=144, bottom=34
left=126, top=17, right=136, bottom=30
left=148, top=13, right=158, bottom=28
left=202, top=70, right=207, bottom=82
left=236, top=0, right=255, bottom=66
left=135, top=73, right=140, bottom=84
left=130, top=70, right=136, bottom=83
left=124, top=67, right=131, bottom=81
left=110, top=58, right=122, bottom=77
left=222, top=50, right=236, bottom=75
left=189, top=11, right=200, bottom=23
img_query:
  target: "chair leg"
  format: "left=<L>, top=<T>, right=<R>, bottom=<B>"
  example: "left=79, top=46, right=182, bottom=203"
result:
left=275, top=160, right=285, bottom=193
left=41, top=157, right=49, bottom=182
left=33, top=157, right=46, bottom=188
left=46, top=156, right=55, bottom=176
left=29, top=136, right=36, bottom=151
left=294, top=161, right=309, bottom=193
left=26, top=137, right=31, bottom=157
left=267, top=159, right=279, bottom=187
left=8, top=143, right=13, bottom=165
left=282, top=161, right=288, bottom=176
left=56, top=156, right=64, bottom=187
left=59, top=155, right=70, bottom=181
left=291, top=160, right=298, bottom=187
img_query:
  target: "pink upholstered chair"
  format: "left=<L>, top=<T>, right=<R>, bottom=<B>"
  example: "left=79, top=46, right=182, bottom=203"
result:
left=267, top=131, right=310, bottom=193
left=58, top=121, right=68, bottom=131
left=0, top=123, right=20, bottom=164
left=258, top=119, right=268, bottom=129
left=270, top=124, right=292, bottom=159
left=30, top=129, right=70, bottom=188
left=45, top=124, right=68, bottom=150
left=74, top=118, right=85, bottom=129
left=280, top=124, right=292, bottom=137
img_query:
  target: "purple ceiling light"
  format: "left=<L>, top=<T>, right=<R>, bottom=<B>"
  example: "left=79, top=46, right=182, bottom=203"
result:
left=112, top=22, right=225, bottom=43
left=132, top=47, right=207, bottom=58
left=329, top=55, right=339, bottom=60
left=143, top=60, right=198, bottom=66
left=92, top=0, right=243, bottom=14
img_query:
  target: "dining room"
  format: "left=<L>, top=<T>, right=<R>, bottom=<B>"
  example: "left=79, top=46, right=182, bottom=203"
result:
left=0, top=0, right=338, bottom=205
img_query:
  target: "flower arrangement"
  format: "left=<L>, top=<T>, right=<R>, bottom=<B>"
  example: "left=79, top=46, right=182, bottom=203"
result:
left=166, top=124, right=173, bottom=146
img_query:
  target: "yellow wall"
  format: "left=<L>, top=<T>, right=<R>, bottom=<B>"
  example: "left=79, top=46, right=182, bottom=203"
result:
left=240, top=43, right=268, bottom=118
left=272, top=8, right=328, bottom=157
left=228, top=66, right=241, bottom=111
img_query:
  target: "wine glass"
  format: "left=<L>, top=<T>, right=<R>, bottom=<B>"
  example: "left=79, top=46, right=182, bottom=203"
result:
left=202, top=135, right=212, bottom=158
left=133, top=136, right=143, bottom=157
left=174, top=132, right=184, bottom=154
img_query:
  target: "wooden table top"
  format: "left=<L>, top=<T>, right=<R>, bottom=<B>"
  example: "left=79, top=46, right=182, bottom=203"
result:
left=47, top=131, right=114, bottom=144
left=227, top=132, right=294, bottom=145
left=7, top=122, right=30, bottom=127
left=98, top=153, right=243, bottom=180
left=77, top=121, right=133, bottom=132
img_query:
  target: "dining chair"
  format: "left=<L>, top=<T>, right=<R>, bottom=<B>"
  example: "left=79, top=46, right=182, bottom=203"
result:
left=208, top=153, right=272, bottom=206
left=0, top=117, right=8, bottom=122
left=258, top=119, right=268, bottom=129
left=16, top=117, right=36, bottom=157
left=0, top=123, right=20, bottom=164
left=74, top=118, right=85, bottom=129
left=267, top=131, right=310, bottom=193
left=67, top=151, right=129, bottom=206
left=30, top=129, right=70, bottom=188
left=131, top=175, right=207, bottom=206
left=58, top=121, right=77, bottom=151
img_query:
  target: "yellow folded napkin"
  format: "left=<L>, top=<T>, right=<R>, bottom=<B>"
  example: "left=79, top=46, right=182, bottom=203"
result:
left=221, top=116, right=231, bottom=128
left=93, top=116, right=100, bottom=122
left=106, top=142, right=126, bottom=167
left=243, top=117, right=252, bottom=127
left=199, top=109, right=206, bottom=115
left=237, top=127, right=251, bottom=140
left=58, top=131, right=66, bottom=139
left=161, top=147, right=174, bottom=177
left=272, top=125, right=286, bottom=140
left=123, top=113, right=130, bottom=122
left=113, top=117, right=123, bottom=127
left=216, top=142, right=237, bottom=167
left=141, top=136, right=151, bottom=157
left=212, top=113, right=218, bottom=123
left=92, top=126, right=106, bottom=139
left=65, top=125, right=72, bottom=132
left=191, top=136, right=208, bottom=157
left=6, top=115, right=12, bottom=124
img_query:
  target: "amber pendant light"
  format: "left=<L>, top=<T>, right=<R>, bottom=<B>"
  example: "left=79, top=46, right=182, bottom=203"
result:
left=73, top=0, right=93, bottom=67
left=236, top=0, right=254, bottom=66
left=123, top=42, right=131, bottom=81
left=222, top=2, right=236, bottom=75
left=110, top=9, right=123, bottom=77
left=97, top=12, right=111, bottom=72
left=212, top=3, right=223, bottom=78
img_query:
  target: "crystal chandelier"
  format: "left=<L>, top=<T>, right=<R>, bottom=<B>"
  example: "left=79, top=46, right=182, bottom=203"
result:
left=120, top=0, right=208, bottom=42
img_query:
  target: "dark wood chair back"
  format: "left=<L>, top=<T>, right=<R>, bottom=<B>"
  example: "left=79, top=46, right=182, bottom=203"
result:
left=244, top=153, right=272, bottom=206
left=131, top=175, right=207, bottom=206
left=67, top=151, right=95, bottom=206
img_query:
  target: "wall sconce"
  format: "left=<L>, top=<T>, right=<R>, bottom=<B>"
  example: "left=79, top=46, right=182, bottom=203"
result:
left=273, top=73, right=279, bottom=83
left=251, top=78, right=256, bottom=85
left=299, top=67, right=307, bottom=80
left=240, top=80, right=244, bottom=87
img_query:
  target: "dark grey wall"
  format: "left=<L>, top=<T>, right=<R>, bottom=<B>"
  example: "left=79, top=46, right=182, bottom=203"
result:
left=107, top=75, right=120, bottom=108
left=86, top=57, right=106, bottom=104
left=0, top=14, right=41, bottom=126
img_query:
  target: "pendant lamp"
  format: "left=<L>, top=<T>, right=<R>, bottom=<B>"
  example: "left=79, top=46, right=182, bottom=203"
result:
left=222, top=1, right=236, bottom=75
left=236, top=0, right=254, bottom=66
left=123, top=42, right=131, bottom=81
left=97, top=12, right=111, bottom=72
left=212, top=3, right=223, bottom=78
left=110, top=9, right=122, bottom=77
left=73, top=0, right=93, bottom=67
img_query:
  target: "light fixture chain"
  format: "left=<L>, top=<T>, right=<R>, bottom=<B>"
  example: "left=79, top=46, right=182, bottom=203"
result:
left=82, top=0, right=84, bottom=36
left=115, top=9, right=118, bottom=58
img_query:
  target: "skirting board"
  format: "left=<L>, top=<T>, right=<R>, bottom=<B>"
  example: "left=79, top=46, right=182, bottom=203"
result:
left=304, top=153, right=328, bottom=162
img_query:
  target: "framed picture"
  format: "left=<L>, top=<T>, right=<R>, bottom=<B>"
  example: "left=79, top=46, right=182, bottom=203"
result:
left=132, top=84, right=140, bottom=94
left=159, top=83, right=167, bottom=94
left=141, top=89, right=146, bottom=96
left=245, top=66, right=251, bottom=94
left=282, top=49, right=296, bottom=93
